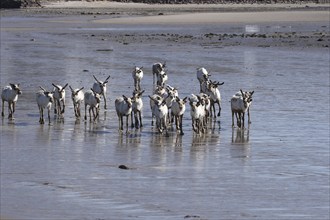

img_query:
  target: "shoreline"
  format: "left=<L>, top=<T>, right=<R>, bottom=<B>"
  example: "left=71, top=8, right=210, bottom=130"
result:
left=1, top=1, right=329, bottom=16
left=1, top=1, right=329, bottom=49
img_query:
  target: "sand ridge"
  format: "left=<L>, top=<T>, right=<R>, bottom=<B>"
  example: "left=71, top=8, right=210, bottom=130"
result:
left=93, top=10, right=330, bottom=25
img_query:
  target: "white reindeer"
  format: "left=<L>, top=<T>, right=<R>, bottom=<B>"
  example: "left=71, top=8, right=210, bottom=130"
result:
left=154, top=85, right=167, bottom=100
left=199, top=92, right=211, bottom=125
left=152, top=62, right=166, bottom=86
left=189, top=94, right=206, bottom=134
left=36, top=86, right=54, bottom=125
left=242, top=91, right=254, bottom=124
left=197, top=67, right=210, bottom=93
left=149, top=93, right=163, bottom=126
left=156, top=70, right=168, bottom=87
left=206, top=80, right=224, bottom=118
left=115, top=95, right=133, bottom=133
left=69, top=86, right=84, bottom=118
left=231, top=89, right=253, bottom=128
left=52, top=83, right=68, bottom=117
left=92, top=75, right=110, bottom=110
left=132, top=66, right=143, bottom=91
left=131, top=89, right=145, bottom=129
left=84, top=89, right=101, bottom=121
left=171, top=96, right=187, bottom=135
left=149, top=95, right=169, bottom=136
left=1, top=83, right=22, bottom=119
left=165, top=85, right=178, bottom=124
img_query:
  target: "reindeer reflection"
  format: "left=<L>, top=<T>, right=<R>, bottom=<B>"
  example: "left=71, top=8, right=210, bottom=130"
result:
left=231, top=127, right=251, bottom=160
left=231, top=127, right=250, bottom=144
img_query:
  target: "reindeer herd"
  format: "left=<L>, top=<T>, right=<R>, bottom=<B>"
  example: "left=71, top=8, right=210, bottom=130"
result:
left=1, top=63, right=254, bottom=136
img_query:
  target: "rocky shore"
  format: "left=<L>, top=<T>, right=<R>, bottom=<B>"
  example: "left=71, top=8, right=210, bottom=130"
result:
left=1, top=0, right=329, bottom=9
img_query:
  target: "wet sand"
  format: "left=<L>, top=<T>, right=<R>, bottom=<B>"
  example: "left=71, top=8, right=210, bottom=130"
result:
left=1, top=3, right=329, bottom=220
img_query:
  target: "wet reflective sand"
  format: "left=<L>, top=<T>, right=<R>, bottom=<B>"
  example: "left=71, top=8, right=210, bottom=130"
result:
left=1, top=13, right=329, bottom=219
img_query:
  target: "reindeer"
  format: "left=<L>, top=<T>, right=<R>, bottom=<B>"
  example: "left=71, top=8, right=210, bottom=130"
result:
left=36, top=86, right=54, bottom=125
left=92, top=75, right=110, bottom=110
left=132, top=66, right=144, bottom=91
left=1, top=83, right=22, bottom=119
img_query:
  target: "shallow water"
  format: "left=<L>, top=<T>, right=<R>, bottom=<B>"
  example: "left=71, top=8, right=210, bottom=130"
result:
left=1, top=15, right=329, bottom=219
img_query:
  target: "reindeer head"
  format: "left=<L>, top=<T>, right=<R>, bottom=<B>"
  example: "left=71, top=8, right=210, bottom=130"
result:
left=69, top=86, right=84, bottom=96
left=123, top=95, right=132, bottom=108
left=91, top=88, right=101, bottom=104
left=133, top=66, right=143, bottom=75
left=10, top=83, right=22, bottom=95
left=93, top=75, right=110, bottom=94
left=132, top=89, right=145, bottom=100
left=52, top=83, right=68, bottom=99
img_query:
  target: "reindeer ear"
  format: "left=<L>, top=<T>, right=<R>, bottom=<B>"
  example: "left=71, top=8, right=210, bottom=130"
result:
left=183, top=97, right=188, bottom=103
left=140, top=90, right=145, bottom=96
left=69, top=85, right=74, bottom=92
left=250, top=91, right=254, bottom=96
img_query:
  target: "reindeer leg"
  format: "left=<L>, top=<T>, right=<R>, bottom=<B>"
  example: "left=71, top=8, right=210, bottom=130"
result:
left=242, top=113, right=245, bottom=128
left=1, top=100, right=4, bottom=117
left=131, top=111, right=134, bottom=128
left=231, top=111, right=235, bottom=127
left=151, top=113, right=154, bottom=126
left=61, top=99, right=65, bottom=114
left=248, top=108, right=251, bottom=124
left=179, top=115, right=184, bottom=135
left=139, top=111, right=143, bottom=128
left=164, top=117, right=169, bottom=137
left=47, top=108, right=51, bottom=125
left=135, top=113, right=139, bottom=129
left=175, top=115, right=179, bottom=131
left=120, top=116, right=123, bottom=131
left=77, top=103, right=81, bottom=117
left=84, top=104, right=87, bottom=120
left=89, top=107, right=92, bottom=121
left=40, top=107, right=44, bottom=124
left=54, top=101, right=57, bottom=114
left=126, top=115, right=129, bottom=134
left=217, top=101, right=221, bottom=117
left=103, top=94, right=107, bottom=110
left=13, top=101, right=16, bottom=114
left=8, top=101, right=12, bottom=119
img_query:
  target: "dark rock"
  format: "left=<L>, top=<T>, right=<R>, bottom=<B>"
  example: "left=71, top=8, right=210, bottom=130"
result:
left=118, top=165, right=129, bottom=170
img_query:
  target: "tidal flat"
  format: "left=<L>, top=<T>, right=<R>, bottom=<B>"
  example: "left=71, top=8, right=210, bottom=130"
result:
left=1, top=6, right=329, bottom=219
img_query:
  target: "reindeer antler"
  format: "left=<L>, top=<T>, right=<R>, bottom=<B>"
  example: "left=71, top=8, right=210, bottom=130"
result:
left=104, top=75, right=111, bottom=84
left=93, top=75, right=101, bottom=83
left=39, top=86, right=47, bottom=92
